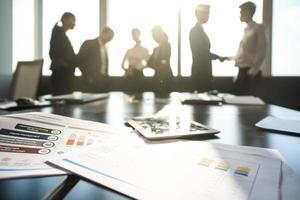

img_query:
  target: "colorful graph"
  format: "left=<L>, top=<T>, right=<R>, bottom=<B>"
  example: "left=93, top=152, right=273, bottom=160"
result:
left=198, top=157, right=252, bottom=177
left=235, top=167, right=250, bottom=176
left=65, top=134, right=95, bottom=147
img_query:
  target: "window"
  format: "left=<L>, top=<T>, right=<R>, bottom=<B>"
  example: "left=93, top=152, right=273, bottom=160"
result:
left=107, top=0, right=178, bottom=76
left=181, top=0, right=262, bottom=76
left=42, top=0, right=99, bottom=75
left=272, top=0, right=300, bottom=76
left=13, top=0, right=35, bottom=71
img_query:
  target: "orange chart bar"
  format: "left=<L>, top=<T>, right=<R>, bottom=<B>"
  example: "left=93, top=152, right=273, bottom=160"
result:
left=66, top=134, right=76, bottom=146
left=76, top=136, right=85, bottom=146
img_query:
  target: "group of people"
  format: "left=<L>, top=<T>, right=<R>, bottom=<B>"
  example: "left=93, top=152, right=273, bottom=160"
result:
left=49, top=12, right=115, bottom=94
left=121, top=26, right=173, bottom=95
left=49, top=12, right=172, bottom=95
left=49, top=1, right=267, bottom=96
left=190, top=2, right=267, bottom=94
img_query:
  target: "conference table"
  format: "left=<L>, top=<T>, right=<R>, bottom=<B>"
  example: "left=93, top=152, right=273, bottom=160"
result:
left=0, top=92, right=300, bottom=200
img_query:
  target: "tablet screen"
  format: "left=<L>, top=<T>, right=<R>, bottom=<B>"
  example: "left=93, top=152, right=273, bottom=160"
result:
left=128, top=116, right=219, bottom=140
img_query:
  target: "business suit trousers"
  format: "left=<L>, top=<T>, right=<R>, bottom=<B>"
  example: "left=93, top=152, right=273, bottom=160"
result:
left=234, top=67, right=262, bottom=95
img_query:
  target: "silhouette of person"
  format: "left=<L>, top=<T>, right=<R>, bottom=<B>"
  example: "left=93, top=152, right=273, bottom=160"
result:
left=225, top=2, right=267, bottom=95
left=147, top=26, right=173, bottom=96
left=122, top=28, right=149, bottom=78
left=77, top=27, right=114, bottom=92
left=189, top=5, right=223, bottom=91
left=49, top=12, right=77, bottom=95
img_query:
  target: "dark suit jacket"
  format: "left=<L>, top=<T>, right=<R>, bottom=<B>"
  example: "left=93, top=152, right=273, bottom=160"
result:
left=77, top=38, right=108, bottom=83
left=49, top=25, right=76, bottom=73
left=189, top=24, right=218, bottom=82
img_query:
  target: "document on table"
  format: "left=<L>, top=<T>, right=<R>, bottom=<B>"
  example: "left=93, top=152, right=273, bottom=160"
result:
left=0, top=112, right=133, bottom=179
left=256, top=116, right=300, bottom=134
left=48, top=141, right=282, bottom=200
left=224, top=96, right=265, bottom=105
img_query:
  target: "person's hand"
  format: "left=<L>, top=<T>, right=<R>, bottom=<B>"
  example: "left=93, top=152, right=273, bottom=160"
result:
left=219, top=56, right=226, bottom=62
left=219, top=56, right=231, bottom=62
left=221, top=56, right=235, bottom=62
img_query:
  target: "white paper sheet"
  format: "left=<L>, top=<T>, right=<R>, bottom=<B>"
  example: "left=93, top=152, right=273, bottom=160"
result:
left=224, top=96, right=265, bottom=105
left=256, top=116, right=300, bottom=134
left=0, top=112, right=133, bottom=179
left=48, top=141, right=281, bottom=200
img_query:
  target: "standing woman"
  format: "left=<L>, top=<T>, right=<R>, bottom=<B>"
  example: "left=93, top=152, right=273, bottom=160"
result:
left=147, top=26, right=173, bottom=96
left=49, top=12, right=77, bottom=95
left=122, top=28, right=149, bottom=78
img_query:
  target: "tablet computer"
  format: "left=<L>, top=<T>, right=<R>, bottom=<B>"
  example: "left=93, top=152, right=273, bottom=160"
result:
left=128, top=116, right=219, bottom=140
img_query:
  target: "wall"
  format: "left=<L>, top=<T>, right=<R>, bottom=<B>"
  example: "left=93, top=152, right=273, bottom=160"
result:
left=0, top=0, right=13, bottom=75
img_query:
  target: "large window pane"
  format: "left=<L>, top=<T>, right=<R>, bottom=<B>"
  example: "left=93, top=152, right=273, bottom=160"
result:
left=42, top=0, right=99, bottom=75
left=272, top=0, right=300, bottom=76
left=108, top=0, right=178, bottom=76
left=181, top=0, right=262, bottom=77
left=13, top=0, right=35, bottom=71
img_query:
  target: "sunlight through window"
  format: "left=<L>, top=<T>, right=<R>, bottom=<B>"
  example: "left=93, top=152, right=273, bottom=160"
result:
left=108, top=0, right=178, bottom=76
left=13, top=0, right=34, bottom=71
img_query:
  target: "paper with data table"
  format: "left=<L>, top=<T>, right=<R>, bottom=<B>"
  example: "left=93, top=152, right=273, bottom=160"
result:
left=0, top=112, right=132, bottom=179
left=48, top=141, right=282, bottom=200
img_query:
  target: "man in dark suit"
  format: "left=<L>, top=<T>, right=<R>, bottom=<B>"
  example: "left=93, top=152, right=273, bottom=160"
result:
left=77, top=27, right=114, bottom=92
left=189, top=5, right=223, bottom=91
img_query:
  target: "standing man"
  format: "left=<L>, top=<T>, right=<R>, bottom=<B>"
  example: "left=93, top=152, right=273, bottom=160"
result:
left=232, top=1, right=267, bottom=95
left=77, top=27, right=114, bottom=92
left=189, top=4, right=222, bottom=91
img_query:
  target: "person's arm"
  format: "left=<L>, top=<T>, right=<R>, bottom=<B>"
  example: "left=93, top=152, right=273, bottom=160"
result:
left=141, top=48, right=150, bottom=69
left=159, top=42, right=171, bottom=66
left=121, top=50, right=129, bottom=71
left=147, top=48, right=156, bottom=69
left=210, top=52, right=220, bottom=61
left=49, top=27, right=64, bottom=62
left=248, top=25, right=267, bottom=76
left=77, top=41, right=90, bottom=75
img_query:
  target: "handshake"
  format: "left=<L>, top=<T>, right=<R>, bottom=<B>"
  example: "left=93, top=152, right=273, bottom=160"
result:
left=217, top=56, right=233, bottom=62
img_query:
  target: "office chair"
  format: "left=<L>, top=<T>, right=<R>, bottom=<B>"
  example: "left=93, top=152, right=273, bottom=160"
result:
left=9, top=59, right=44, bottom=100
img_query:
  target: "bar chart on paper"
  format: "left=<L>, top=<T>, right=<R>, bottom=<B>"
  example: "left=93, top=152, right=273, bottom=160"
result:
left=47, top=142, right=276, bottom=200
left=192, top=156, right=259, bottom=200
left=65, top=134, right=95, bottom=147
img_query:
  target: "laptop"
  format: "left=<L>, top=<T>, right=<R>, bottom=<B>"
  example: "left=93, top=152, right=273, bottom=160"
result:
left=45, top=92, right=109, bottom=104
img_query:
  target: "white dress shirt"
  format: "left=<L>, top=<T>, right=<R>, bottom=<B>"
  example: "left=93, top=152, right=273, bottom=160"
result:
left=98, top=39, right=107, bottom=75
left=122, top=43, right=149, bottom=70
left=235, top=21, right=267, bottom=75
